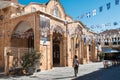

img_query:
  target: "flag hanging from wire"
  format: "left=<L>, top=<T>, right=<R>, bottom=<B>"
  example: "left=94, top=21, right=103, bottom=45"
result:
left=106, top=2, right=111, bottom=10
left=80, top=14, right=84, bottom=19
left=99, top=6, right=103, bottom=12
left=105, top=23, right=111, bottom=26
left=92, top=9, right=96, bottom=16
left=115, top=0, right=119, bottom=5
left=113, top=22, right=118, bottom=26
left=76, top=16, right=79, bottom=20
left=86, top=12, right=91, bottom=18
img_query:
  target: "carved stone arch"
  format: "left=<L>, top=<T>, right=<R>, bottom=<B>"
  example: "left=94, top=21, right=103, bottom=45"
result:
left=52, top=24, right=65, bottom=35
left=75, top=24, right=83, bottom=36
left=12, top=21, right=33, bottom=34
left=47, top=0, right=66, bottom=19
left=11, top=20, right=34, bottom=48
left=52, top=24, right=65, bottom=67
left=54, top=0, right=66, bottom=17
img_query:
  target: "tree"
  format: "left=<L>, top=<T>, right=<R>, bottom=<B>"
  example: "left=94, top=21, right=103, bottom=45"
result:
left=21, top=50, right=42, bottom=75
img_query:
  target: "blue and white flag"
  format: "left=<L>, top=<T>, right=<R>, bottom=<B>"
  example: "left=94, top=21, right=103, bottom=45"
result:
left=86, top=12, right=91, bottom=18
left=113, top=22, right=118, bottom=26
left=106, top=2, right=111, bottom=10
left=115, top=0, right=119, bottom=5
left=80, top=14, right=84, bottom=19
left=99, top=6, right=103, bottom=12
left=92, top=9, right=96, bottom=16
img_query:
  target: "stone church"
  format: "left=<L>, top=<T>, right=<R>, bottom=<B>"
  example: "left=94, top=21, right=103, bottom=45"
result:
left=0, top=0, right=98, bottom=73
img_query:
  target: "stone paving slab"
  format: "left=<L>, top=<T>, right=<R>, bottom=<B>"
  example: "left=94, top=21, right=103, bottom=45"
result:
left=0, top=62, right=104, bottom=80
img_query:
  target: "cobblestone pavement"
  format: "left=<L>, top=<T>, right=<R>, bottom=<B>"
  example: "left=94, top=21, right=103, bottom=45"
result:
left=0, top=62, right=120, bottom=80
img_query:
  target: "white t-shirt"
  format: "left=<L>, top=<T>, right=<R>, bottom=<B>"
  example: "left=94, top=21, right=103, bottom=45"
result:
left=73, top=58, right=79, bottom=66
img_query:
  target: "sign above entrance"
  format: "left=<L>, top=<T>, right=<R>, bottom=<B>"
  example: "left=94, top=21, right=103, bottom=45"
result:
left=40, top=15, right=50, bottom=41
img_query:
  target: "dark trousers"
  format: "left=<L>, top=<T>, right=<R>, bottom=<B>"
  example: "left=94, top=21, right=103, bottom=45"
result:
left=74, top=65, right=78, bottom=77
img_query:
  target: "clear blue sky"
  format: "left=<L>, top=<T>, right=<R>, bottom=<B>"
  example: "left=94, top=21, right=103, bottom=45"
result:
left=18, top=0, right=120, bottom=33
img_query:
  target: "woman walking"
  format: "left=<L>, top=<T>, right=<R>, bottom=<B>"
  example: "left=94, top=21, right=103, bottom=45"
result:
left=73, top=55, right=79, bottom=77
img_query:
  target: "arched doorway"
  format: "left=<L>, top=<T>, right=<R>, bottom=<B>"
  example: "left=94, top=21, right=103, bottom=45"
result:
left=52, top=32, right=62, bottom=67
left=53, top=44, right=60, bottom=66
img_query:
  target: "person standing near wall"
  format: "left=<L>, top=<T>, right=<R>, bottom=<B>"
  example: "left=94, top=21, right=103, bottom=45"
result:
left=73, top=55, right=79, bottom=77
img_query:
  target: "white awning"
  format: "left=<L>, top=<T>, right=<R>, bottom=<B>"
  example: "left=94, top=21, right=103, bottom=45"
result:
left=102, top=47, right=120, bottom=53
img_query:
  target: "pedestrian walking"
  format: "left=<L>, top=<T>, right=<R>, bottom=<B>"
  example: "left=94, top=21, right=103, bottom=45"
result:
left=73, top=55, right=79, bottom=77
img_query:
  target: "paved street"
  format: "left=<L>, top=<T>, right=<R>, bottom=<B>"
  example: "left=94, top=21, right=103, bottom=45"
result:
left=0, top=62, right=120, bottom=80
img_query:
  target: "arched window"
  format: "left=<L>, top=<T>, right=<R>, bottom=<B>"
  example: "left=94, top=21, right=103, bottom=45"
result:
left=52, top=7, right=60, bottom=17
left=104, top=39, right=109, bottom=45
left=112, top=37, right=117, bottom=45
left=31, top=7, right=36, bottom=12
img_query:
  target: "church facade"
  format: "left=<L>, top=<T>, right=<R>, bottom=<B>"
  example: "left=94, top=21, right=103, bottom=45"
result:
left=0, top=0, right=98, bottom=73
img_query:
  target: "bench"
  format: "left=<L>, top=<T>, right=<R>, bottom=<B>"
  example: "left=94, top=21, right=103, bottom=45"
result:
left=9, top=67, right=23, bottom=75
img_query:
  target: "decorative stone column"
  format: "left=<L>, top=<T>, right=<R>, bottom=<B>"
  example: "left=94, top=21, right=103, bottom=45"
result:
left=34, top=14, right=40, bottom=52
left=67, top=37, right=72, bottom=66
left=81, top=38, right=86, bottom=64
left=78, top=39, right=80, bottom=64
left=79, top=37, right=82, bottom=64
left=85, top=40, right=90, bottom=63
left=50, top=33, right=53, bottom=69
left=73, top=37, right=75, bottom=57
left=71, top=37, right=74, bottom=65
left=60, top=38, right=64, bottom=66
left=75, top=36, right=79, bottom=56
left=91, top=40, right=98, bottom=62
left=63, top=36, right=67, bottom=66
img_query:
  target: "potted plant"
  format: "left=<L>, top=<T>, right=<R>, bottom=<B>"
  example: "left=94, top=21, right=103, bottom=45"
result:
left=21, top=50, right=42, bottom=75
left=97, top=52, right=105, bottom=61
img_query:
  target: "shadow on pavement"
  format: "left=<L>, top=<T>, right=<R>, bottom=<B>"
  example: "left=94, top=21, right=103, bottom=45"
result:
left=0, top=72, right=32, bottom=79
left=30, top=75, right=75, bottom=80
left=54, top=76, right=74, bottom=79
left=73, top=65, right=120, bottom=80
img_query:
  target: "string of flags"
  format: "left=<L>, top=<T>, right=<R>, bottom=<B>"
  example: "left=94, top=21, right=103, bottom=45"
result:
left=89, top=21, right=120, bottom=32
left=77, top=0, right=119, bottom=19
